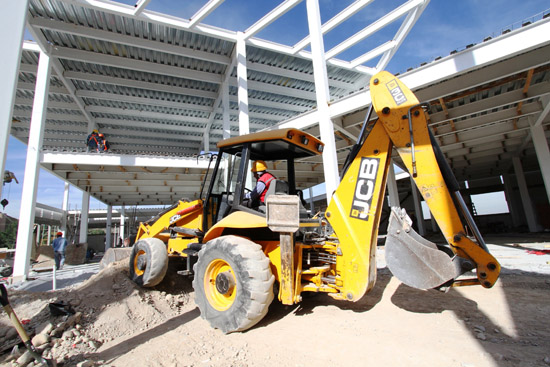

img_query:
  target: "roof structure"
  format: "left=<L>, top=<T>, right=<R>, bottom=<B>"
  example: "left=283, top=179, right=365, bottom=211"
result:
left=7, top=0, right=550, bottom=209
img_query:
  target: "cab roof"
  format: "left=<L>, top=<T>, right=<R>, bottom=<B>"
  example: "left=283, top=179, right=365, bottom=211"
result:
left=217, top=128, right=324, bottom=161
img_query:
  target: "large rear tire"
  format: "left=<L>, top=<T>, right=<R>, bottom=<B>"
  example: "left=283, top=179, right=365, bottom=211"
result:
left=129, top=238, right=169, bottom=287
left=193, top=235, right=274, bottom=333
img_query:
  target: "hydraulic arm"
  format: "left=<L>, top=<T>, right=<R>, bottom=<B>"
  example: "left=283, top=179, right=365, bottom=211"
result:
left=326, top=71, right=500, bottom=301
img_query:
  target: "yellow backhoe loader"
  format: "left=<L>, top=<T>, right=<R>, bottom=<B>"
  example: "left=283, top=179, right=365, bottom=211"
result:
left=128, top=71, right=500, bottom=333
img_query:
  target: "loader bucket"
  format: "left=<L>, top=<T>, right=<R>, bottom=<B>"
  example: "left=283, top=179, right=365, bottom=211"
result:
left=385, top=208, right=457, bottom=290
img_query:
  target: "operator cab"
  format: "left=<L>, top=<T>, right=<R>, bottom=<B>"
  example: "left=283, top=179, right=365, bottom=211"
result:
left=201, top=128, right=324, bottom=233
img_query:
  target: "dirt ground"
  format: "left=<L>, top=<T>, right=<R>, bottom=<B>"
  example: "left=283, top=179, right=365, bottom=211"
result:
left=1, top=241, right=550, bottom=367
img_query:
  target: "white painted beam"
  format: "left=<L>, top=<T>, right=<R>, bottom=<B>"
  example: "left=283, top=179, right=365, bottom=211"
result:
left=60, top=0, right=238, bottom=42
left=512, top=156, right=540, bottom=232
left=106, top=204, right=112, bottom=250
left=325, top=0, right=423, bottom=60
left=29, top=17, right=231, bottom=66
left=387, top=161, right=400, bottom=207
left=375, top=0, right=429, bottom=71
left=14, top=51, right=52, bottom=279
left=0, top=0, right=28, bottom=200
left=41, top=152, right=212, bottom=169
left=222, top=81, right=231, bottom=139
left=80, top=190, right=90, bottom=244
left=530, top=122, right=550, bottom=206
left=410, top=176, right=426, bottom=236
left=51, top=46, right=222, bottom=85
left=190, top=0, right=225, bottom=27
left=237, top=32, right=250, bottom=135
left=133, top=0, right=151, bottom=15
left=244, top=0, right=302, bottom=40
left=306, top=0, right=339, bottom=202
left=61, top=182, right=70, bottom=234
left=64, top=71, right=218, bottom=100
left=293, top=0, right=374, bottom=52
left=277, top=19, right=550, bottom=132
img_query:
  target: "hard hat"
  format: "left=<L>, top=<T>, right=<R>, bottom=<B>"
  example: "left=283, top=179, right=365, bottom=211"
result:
left=251, top=160, right=267, bottom=173
left=56, top=231, right=63, bottom=236
left=93, top=129, right=99, bottom=133
left=98, top=133, right=104, bottom=137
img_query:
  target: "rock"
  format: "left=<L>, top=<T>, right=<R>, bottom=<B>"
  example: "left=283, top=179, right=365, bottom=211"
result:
left=16, top=351, right=34, bottom=366
left=473, top=325, right=486, bottom=332
left=51, top=326, right=64, bottom=338
left=544, top=356, right=550, bottom=364
left=62, top=330, right=74, bottom=340
left=67, top=312, right=83, bottom=327
left=89, top=340, right=99, bottom=349
left=31, top=333, right=50, bottom=347
left=35, top=321, right=54, bottom=336
left=70, top=298, right=82, bottom=307
left=476, top=332, right=487, bottom=341
left=0, top=327, right=8, bottom=338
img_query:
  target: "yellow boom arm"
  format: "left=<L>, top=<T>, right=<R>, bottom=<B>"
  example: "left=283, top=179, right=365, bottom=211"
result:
left=326, top=71, right=500, bottom=301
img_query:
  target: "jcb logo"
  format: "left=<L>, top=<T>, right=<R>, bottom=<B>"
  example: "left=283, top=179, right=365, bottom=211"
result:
left=350, top=157, right=379, bottom=221
left=386, top=79, right=407, bottom=106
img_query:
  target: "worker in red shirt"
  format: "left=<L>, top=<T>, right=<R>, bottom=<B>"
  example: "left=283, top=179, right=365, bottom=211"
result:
left=244, top=160, right=275, bottom=209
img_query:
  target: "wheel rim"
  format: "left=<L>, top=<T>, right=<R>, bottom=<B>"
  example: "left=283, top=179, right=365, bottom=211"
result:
left=133, top=249, right=146, bottom=276
left=204, top=258, right=236, bottom=311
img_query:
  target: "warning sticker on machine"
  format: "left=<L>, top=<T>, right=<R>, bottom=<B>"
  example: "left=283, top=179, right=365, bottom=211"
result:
left=350, top=157, right=380, bottom=221
left=386, top=79, right=407, bottom=106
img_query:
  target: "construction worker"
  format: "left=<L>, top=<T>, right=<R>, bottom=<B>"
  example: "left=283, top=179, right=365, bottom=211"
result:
left=97, top=133, right=110, bottom=152
left=51, top=231, right=68, bottom=270
left=244, top=160, right=275, bottom=209
left=86, top=129, right=100, bottom=152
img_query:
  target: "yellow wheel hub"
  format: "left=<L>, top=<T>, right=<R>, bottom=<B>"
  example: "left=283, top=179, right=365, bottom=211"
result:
left=133, top=249, right=146, bottom=276
left=204, top=258, right=237, bottom=311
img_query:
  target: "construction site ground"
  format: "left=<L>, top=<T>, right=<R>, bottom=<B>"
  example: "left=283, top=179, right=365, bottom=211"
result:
left=1, top=233, right=549, bottom=367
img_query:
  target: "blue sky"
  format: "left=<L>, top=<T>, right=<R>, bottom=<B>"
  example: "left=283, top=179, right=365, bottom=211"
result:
left=2, top=0, right=549, bottom=219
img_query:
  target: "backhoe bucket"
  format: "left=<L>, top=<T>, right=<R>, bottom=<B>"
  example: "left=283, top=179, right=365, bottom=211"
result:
left=385, top=208, right=457, bottom=290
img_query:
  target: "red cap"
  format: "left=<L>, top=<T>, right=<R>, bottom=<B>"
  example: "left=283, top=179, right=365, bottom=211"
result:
left=56, top=231, right=63, bottom=236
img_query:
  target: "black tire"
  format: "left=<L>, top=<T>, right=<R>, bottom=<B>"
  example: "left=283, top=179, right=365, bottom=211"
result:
left=129, top=238, right=169, bottom=287
left=193, top=235, right=274, bottom=333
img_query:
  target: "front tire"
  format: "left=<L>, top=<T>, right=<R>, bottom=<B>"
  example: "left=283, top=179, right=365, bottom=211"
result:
left=193, top=235, right=274, bottom=333
left=129, top=238, right=169, bottom=287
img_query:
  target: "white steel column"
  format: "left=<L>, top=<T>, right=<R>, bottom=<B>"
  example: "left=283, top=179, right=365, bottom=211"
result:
left=236, top=32, right=249, bottom=136
left=0, top=0, right=29, bottom=200
left=120, top=206, right=126, bottom=244
left=13, top=51, right=52, bottom=279
left=410, top=177, right=426, bottom=236
left=502, top=174, right=521, bottom=227
left=306, top=0, right=340, bottom=202
left=79, top=190, right=90, bottom=244
left=61, top=182, right=70, bottom=234
left=530, top=122, right=550, bottom=204
left=512, top=157, right=539, bottom=232
left=203, top=129, right=210, bottom=152
left=386, top=160, right=399, bottom=207
left=308, top=187, right=315, bottom=212
left=105, top=204, right=112, bottom=251
left=222, top=82, right=231, bottom=139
